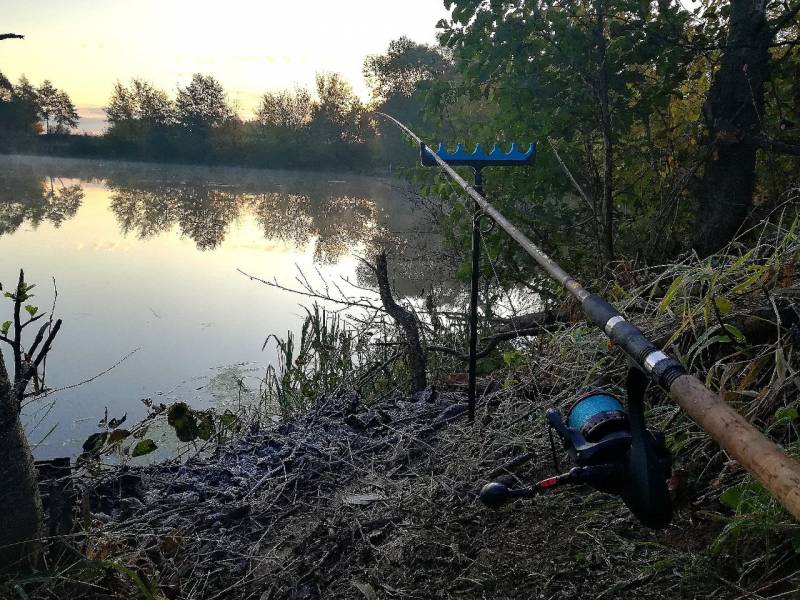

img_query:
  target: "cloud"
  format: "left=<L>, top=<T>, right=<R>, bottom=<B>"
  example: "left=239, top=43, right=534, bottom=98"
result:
left=77, top=106, right=106, bottom=120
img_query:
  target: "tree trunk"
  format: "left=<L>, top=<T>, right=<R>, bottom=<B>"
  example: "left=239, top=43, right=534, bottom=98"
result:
left=0, top=349, right=43, bottom=571
left=595, top=0, right=615, bottom=265
left=375, top=251, right=427, bottom=392
left=694, top=0, right=770, bottom=256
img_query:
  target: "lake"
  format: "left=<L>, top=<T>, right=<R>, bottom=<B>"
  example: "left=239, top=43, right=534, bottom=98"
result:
left=0, top=155, right=440, bottom=459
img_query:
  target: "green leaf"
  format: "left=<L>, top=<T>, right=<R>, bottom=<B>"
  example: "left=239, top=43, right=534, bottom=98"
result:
left=502, top=350, right=523, bottom=368
left=774, top=406, right=799, bottom=423
left=24, top=305, right=38, bottom=317
left=131, top=439, right=158, bottom=457
left=167, top=402, right=199, bottom=442
left=687, top=325, right=727, bottom=360
left=220, top=410, right=237, bottom=427
left=1, top=321, right=10, bottom=335
left=719, top=486, right=743, bottom=511
left=713, top=296, right=733, bottom=316
left=82, top=432, right=109, bottom=454
left=658, top=276, right=683, bottom=314
left=732, top=269, right=764, bottom=294
left=722, top=324, right=746, bottom=344
left=197, top=412, right=215, bottom=441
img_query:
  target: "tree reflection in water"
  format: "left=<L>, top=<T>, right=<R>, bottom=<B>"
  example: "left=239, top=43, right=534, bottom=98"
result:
left=0, top=158, right=447, bottom=297
left=0, top=172, right=84, bottom=236
left=110, top=180, right=381, bottom=261
left=110, top=184, right=243, bottom=252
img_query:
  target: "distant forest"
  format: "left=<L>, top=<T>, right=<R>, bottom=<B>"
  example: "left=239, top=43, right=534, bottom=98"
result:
left=0, top=37, right=450, bottom=171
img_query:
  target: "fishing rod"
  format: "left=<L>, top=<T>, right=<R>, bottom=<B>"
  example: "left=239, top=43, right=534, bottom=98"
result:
left=377, top=111, right=800, bottom=522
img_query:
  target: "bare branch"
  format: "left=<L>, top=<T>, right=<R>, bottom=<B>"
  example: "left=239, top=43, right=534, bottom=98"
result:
left=238, top=268, right=384, bottom=312
left=0, top=33, right=24, bottom=41
left=754, top=133, right=800, bottom=156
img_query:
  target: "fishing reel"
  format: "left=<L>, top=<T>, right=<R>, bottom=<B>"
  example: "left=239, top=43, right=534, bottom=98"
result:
left=480, top=367, right=673, bottom=528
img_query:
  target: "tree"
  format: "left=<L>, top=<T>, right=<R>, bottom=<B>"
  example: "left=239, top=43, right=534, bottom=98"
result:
left=175, top=73, right=233, bottom=133
left=0, top=271, right=62, bottom=571
left=14, top=75, right=39, bottom=109
left=52, top=91, right=78, bottom=133
left=106, top=79, right=174, bottom=129
left=364, top=37, right=454, bottom=165
left=437, top=0, right=693, bottom=273
left=105, top=79, right=175, bottom=156
left=132, top=79, right=174, bottom=127
left=693, top=0, right=800, bottom=255
left=256, top=87, right=314, bottom=131
left=311, top=72, right=365, bottom=144
left=364, top=36, right=452, bottom=101
left=105, top=81, right=135, bottom=125
left=36, top=80, right=77, bottom=134
left=36, top=80, right=59, bottom=134
left=0, top=74, right=41, bottom=145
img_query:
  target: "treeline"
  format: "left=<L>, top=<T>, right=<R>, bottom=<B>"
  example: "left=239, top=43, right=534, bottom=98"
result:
left=0, top=75, right=78, bottom=148
left=100, top=72, right=375, bottom=169
left=0, top=37, right=451, bottom=171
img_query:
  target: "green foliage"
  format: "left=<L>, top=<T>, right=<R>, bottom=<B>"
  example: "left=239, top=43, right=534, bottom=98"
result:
left=95, top=71, right=377, bottom=169
left=263, top=304, right=373, bottom=414
left=167, top=402, right=200, bottom=442
left=82, top=432, right=109, bottom=454
left=714, top=471, right=800, bottom=555
left=131, top=439, right=157, bottom=457
left=429, top=0, right=702, bottom=278
left=80, top=398, right=238, bottom=460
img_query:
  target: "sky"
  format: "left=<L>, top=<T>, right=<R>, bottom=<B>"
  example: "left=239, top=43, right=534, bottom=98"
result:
left=0, top=0, right=449, bottom=133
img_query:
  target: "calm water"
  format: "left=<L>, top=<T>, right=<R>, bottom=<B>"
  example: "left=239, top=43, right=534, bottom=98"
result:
left=0, top=155, right=436, bottom=458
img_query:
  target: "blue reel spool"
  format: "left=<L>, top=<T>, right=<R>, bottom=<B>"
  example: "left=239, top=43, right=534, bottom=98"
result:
left=567, top=392, right=629, bottom=443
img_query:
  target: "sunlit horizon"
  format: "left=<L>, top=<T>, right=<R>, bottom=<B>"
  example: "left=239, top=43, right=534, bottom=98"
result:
left=0, top=0, right=449, bottom=132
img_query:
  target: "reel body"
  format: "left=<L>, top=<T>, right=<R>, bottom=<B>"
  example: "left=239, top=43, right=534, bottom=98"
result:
left=480, top=368, right=673, bottom=528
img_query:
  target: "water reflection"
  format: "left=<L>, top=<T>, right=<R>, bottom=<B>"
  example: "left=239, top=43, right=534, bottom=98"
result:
left=110, top=183, right=379, bottom=261
left=1, top=165, right=385, bottom=262
left=110, top=185, right=243, bottom=252
left=252, top=193, right=377, bottom=263
left=0, top=173, right=84, bottom=235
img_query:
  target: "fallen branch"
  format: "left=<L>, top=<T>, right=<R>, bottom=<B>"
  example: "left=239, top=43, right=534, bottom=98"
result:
left=429, top=309, right=571, bottom=361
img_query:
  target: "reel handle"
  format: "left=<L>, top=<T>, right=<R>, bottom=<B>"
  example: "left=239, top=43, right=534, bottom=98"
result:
left=479, top=481, right=538, bottom=509
left=479, top=467, right=614, bottom=509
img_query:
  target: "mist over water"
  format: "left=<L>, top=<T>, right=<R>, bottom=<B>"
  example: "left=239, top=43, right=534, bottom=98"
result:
left=0, top=155, right=437, bottom=458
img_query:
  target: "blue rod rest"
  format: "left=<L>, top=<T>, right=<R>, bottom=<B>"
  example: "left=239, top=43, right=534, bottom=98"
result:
left=420, top=142, right=536, bottom=169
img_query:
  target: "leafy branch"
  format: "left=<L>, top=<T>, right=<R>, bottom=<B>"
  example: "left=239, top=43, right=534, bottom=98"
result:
left=0, top=270, right=62, bottom=411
